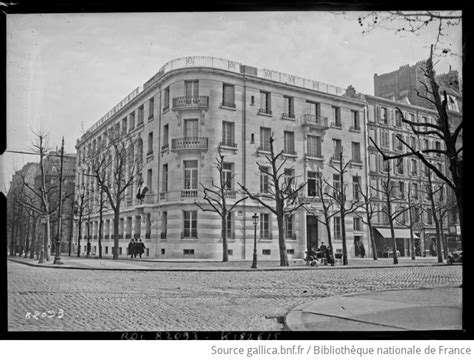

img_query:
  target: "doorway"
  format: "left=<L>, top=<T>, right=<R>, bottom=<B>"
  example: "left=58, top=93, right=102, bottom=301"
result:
left=306, top=215, right=318, bottom=251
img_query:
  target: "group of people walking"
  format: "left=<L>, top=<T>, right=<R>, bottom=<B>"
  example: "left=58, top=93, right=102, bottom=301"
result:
left=128, top=238, right=146, bottom=258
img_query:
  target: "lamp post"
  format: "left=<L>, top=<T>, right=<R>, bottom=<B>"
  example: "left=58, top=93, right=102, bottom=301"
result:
left=54, top=137, right=65, bottom=265
left=251, top=213, right=259, bottom=269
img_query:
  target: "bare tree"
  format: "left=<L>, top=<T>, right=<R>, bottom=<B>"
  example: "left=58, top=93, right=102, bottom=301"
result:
left=396, top=184, right=418, bottom=260
left=358, top=181, right=378, bottom=260
left=421, top=168, right=446, bottom=263
left=324, top=151, right=364, bottom=265
left=370, top=46, right=463, bottom=245
left=308, top=171, right=338, bottom=262
left=355, top=11, right=462, bottom=56
left=86, top=129, right=141, bottom=260
left=194, top=151, right=248, bottom=262
left=239, top=136, right=308, bottom=266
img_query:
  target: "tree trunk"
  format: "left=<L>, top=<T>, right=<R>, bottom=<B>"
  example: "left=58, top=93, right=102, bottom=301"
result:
left=113, top=208, right=120, bottom=260
left=341, top=211, right=348, bottom=265
left=221, top=216, right=228, bottom=262
left=277, top=209, right=289, bottom=266
left=30, top=218, right=37, bottom=259
left=389, top=218, right=398, bottom=265
left=45, top=214, right=51, bottom=262
left=367, top=219, right=377, bottom=260
left=77, top=213, right=82, bottom=257
left=24, top=216, right=31, bottom=258
left=98, top=194, right=104, bottom=259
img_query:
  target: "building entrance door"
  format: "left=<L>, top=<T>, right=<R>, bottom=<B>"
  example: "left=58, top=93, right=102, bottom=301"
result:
left=306, top=215, right=318, bottom=251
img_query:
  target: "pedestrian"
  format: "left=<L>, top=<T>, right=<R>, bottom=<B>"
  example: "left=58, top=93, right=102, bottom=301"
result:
left=137, top=239, right=145, bottom=258
left=128, top=239, right=135, bottom=259
left=360, top=243, right=366, bottom=258
left=319, top=242, right=328, bottom=265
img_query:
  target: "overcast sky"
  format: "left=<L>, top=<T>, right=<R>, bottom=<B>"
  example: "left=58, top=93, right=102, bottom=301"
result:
left=2, top=11, right=462, bottom=192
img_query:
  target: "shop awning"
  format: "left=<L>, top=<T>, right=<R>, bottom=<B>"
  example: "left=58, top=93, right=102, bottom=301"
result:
left=375, top=228, right=418, bottom=239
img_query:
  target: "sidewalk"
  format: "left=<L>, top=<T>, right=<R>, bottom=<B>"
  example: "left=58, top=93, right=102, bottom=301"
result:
left=285, top=286, right=462, bottom=331
left=8, top=255, right=453, bottom=272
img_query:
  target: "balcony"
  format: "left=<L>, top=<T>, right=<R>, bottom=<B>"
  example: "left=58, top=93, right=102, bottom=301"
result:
left=126, top=198, right=134, bottom=207
left=302, top=114, right=329, bottom=130
left=171, top=137, right=208, bottom=152
left=181, top=189, right=198, bottom=198
left=172, top=96, right=209, bottom=111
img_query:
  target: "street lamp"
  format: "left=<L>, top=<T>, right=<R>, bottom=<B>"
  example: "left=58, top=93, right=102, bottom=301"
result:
left=251, top=213, right=259, bottom=269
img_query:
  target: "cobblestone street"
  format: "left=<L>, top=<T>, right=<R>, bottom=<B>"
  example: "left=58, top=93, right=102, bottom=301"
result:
left=7, top=261, right=462, bottom=332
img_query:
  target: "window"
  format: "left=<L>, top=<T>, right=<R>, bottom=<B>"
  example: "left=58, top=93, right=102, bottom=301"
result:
left=147, top=169, right=152, bottom=192
left=334, top=217, right=341, bottom=239
left=222, top=83, right=235, bottom=108
left=260, top=166, right=270, bottom=193
left=332, top=139, right=342, bottom=160
left=162, top=164, right=168, bottom=192
left=259, top=91, right=271, bottom=114
left=185, top=80, right=199, bottom=99
left=183, top=249, right=195, bottom=255
left=260, top=127, right=271, bottom=151
left=369, top=153, right=377, bottom=172
left=393, top=134, right=403, bottom=152
left=307, top=135, right=322, bottom=158
left=147, top=132, right=153, bottom=155
left=148, top=97, right=154, bottom=119
left=307, top=101, right=320, bottom=117
left=423, top=139, right=429, bottom=151
left=333, top=174, right=341, bottom=196
left=427, top=211, right=433, bottom=225
left=138, top=105, right=144, bottom=125
left=283, top=131, right=295, bottom=154
left=353, top=176, right=360, bottom=201
left=395, top=110, right=402, bottom=127
left=262, top=249, right=271, bottom=255
left=283, top=96, right=295, bottom=118
left=222, top=121, right=235, bottom=147
left=184, top=119, right=199, bottom=138
left=283, top=169, right=294, bottom=191
left=163, top=87, right=170, bottom=111
left=284, top=215, right=294, bottom=239
left=226, top=212, right=233, bottom=238
left=380, top=107, right=388, bottom=124
left=260, top=213, right=270, bottom=238
left=353, top=217, right=362, bottom=231
left=412, top=183, right=418, bottom=200
left=162, top=124, right=169, bottom=149
left=399, top=181, right=405, bottom=199
left=307, top=171, right=320, bottom=197
left=332, top=106, right=341, bottom=126
left=162, top=212, right=168, bottom=237
left=222, top=163, right=233, bottom=191
left=105, top=246, right=108, bottom=254
left=410, top=136, right=417, bottom=151
left=352, top=142, right=361, bottom=163
left=122, top=117, right=127, bottom=134
left=435, top=141, right=442, bottom=157
left=184, top=160, right=198, bottom=191
left=409, top=113, right=415, bottom=123
left=411, top=159, right=418, bottom=176
left=183, top=211, right=197, bottom=238
left=396, top=158, right=404, bottom=175
left=380, top=130, right=390, bottom=148
left=351, top=110, right=360, bottom=130
left=129, top=112, right=135, bottom=130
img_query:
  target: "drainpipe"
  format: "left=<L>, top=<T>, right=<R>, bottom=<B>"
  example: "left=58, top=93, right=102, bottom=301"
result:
left=242, top=72, right=247, bottom=259
left=363, top=100, right=371, bottom=257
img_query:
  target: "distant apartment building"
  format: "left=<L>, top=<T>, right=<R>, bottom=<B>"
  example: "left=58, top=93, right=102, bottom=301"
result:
left=75, top=56, right=369, bottom=260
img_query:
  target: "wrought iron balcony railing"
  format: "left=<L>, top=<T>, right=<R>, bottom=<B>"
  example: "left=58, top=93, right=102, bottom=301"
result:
left=172, top=96, right=209, bottom=111
left=171, top=137, right=208, bottom=151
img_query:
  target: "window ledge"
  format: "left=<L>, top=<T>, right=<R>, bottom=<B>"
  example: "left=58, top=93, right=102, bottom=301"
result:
left=331, top=124, right=342, bottom=129
left=349, top=127, right=361, bottom=133
left=259, top=239, right=273, bottom=242
left=220, top=104, right=237, bottom=111
left=163, top=108, right=170, bottom=115
left=281, top=115, right=296, bottom=121
left=257, top=111, right=273, bottom=117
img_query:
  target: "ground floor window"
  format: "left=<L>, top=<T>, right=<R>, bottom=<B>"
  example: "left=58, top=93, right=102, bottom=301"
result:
left=260, top=213, right=270, bottom=239
left=183, top=211, right=197, bottom=238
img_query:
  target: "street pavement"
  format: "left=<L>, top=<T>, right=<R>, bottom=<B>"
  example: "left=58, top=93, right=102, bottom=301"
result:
left=7, top=256, right=462, bottom=332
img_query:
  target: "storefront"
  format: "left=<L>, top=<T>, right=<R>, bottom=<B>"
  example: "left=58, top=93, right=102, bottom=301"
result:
left=374, top=227, right=419, bottom=258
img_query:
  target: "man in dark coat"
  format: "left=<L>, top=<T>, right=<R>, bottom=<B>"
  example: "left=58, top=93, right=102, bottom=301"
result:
left=128, top=239, right=135, bottom=259
left=137, top=239, right=145, bottom=258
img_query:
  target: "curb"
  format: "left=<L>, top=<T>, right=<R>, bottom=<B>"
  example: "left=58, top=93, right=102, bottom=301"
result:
left=284, top=285, right=462, bottom=331
left=7, top=257, right=455, bottom=272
